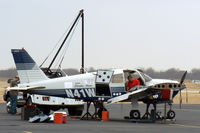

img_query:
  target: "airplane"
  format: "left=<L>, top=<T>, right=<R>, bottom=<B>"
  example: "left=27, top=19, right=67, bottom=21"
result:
left=10, top=48, right=187, bottom=120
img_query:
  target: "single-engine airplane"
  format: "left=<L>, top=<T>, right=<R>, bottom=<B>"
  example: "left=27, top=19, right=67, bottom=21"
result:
left=10, top=48, right=186, bottom=120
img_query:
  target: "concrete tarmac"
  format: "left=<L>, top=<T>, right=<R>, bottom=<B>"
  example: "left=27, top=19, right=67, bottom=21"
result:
left=0, top=103, right=200, bottom=133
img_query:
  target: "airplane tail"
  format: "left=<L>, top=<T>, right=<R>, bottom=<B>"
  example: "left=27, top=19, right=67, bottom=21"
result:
left=11, top=48, right=48, bottom=83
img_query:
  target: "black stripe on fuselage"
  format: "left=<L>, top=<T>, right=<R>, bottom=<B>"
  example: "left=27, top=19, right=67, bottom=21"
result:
left=28, top=89, right=67, bottom=98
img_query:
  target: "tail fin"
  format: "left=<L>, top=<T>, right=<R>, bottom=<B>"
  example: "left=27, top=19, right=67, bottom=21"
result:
left=11, top=49, right=48, bottom=83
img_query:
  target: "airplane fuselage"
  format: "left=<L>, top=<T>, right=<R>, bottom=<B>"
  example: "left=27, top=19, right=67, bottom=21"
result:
left=18, top=72, right=126, bottom=101
left=17, top=70, right=182, bottom=103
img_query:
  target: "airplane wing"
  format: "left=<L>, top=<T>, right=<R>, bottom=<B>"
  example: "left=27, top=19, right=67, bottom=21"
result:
left=7, top=86, right=45, bottom=91
left=107, top=87, right=150, bottom=105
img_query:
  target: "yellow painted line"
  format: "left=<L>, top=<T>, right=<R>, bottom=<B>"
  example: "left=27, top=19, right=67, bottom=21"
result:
left=23, top=131, right=32, bottom=133
left=70, top=116, right=81, bottom=118
left=169, top=124, right=200, bottom=129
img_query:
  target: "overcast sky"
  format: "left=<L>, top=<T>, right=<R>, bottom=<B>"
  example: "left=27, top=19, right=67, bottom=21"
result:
left=0, top=0, right=200, bottom=71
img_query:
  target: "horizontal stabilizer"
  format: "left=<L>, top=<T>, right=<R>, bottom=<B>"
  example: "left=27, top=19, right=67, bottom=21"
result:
left=7, top=86, right=45, bottom=91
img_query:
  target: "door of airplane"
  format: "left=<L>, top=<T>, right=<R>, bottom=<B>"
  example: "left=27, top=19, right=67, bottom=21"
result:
left=109, top=73, right=126, bottom=95
left=95, top=70, right=113, bottom=96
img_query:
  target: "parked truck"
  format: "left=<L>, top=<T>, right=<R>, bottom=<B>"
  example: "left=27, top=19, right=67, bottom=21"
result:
left=3, top=70, right=84, bottom=116
left=3, top=86, right=84, bottom=115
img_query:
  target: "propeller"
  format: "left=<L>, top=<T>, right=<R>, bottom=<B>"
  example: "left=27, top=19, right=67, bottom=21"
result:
left=179, top=89, right=182, bottom=109
left=180, top=71, right=187, bottom=85
left=179, top=71, right=187, bottom=109
left=186, top=87, right=188, bottom=103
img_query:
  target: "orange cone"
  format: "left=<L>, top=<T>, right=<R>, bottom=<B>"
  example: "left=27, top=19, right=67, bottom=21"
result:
left=102, top=111, right=109, bottom=121
left=54, top=112, right=63, bottom=124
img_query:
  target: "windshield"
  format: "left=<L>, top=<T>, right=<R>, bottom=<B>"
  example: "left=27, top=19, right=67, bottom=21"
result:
left=139, top=72, right=152, bottom=82
left=124, top=70, right=152, bottom=83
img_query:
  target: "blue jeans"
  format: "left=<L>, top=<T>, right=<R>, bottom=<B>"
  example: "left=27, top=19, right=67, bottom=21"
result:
left=10, top=96, right=17, bottom=115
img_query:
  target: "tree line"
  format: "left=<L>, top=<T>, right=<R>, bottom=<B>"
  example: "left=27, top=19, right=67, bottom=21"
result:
left=0, top=67, right=200, bottom=80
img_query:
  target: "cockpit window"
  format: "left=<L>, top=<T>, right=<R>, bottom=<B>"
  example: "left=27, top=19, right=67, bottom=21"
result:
left=124, top=70, right=152, bottom=85
left=124, top=71, right=140, bottom=82
left=125, top=71, right=136, bottom=78
left=129, top=72, right=140, bottom=79
left=111, top=74, right=123, bottom=83
left=139, top=72, right=152, bottom=82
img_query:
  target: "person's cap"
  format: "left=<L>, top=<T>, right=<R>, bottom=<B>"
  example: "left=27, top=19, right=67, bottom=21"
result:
left=128, top=75, right=132, bottom=79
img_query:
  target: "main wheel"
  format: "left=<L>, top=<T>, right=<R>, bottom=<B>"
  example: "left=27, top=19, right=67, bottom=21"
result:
left=167, top=110, right=175, bottom=119
left=130, top=110, right=140, bottom=119
left=6, top=97, right=11, bottom=113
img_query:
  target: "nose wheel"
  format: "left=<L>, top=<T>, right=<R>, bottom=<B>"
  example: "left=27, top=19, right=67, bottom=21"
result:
left=167, top=110, right=175, bottom=119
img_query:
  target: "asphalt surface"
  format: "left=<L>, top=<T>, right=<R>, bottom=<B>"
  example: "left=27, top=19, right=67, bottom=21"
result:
left=0, top=103, right=200, bottom=133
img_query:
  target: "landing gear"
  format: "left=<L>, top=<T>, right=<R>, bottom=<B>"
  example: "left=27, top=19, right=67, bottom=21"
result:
left=141, top=102, right=176, bottom=120
left=167, top=110, right=175, bottom=119
left=166, top=103, right=175, bottom=119
left=130, top=110, right=140, bottom=119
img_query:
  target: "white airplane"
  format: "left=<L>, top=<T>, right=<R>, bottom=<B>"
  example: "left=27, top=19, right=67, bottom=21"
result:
left=10, top=48, right=186, bottom=120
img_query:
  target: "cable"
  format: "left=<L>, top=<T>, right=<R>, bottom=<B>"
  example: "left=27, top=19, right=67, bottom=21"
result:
left=40, top=15, right=79, bottom=68
left=54, top=17, right=81, bottom=69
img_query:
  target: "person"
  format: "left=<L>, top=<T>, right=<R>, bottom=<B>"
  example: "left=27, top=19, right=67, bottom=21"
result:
left=80, top=68, right=84, bottom=74
left=9, top=76, right=20, bottom=115
left=10, top=76, right=20, bottom=87
left=126, top=75, right=141, bottom=91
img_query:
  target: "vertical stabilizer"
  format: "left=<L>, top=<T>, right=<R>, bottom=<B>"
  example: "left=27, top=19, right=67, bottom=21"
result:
left=11, top=49, right=48, bottom=83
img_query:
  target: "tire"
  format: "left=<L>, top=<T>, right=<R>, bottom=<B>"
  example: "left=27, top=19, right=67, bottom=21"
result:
left=130, top=110, right=140, bottom=119
left=68, top=106, right=84, bottom=116
left=167, top=110, right=176, bottom=119
left=6, top=97, right=11, bottom=113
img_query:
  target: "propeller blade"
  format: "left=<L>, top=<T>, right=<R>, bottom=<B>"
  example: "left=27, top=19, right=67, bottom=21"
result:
left=180, top=71, right=187, bottom=85
left=179, top=89, right=182, bottom=109
left=186, top=87, right=188, bottom=103
left=179, top=71, right=187, bottom=109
